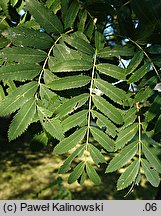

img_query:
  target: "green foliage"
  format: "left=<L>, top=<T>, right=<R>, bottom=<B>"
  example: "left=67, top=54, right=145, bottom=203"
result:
left=0, top=0, right=161, bottom=193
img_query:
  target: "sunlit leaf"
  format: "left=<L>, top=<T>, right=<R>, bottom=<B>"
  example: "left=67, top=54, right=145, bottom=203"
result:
left=2, top=27, right=53, bottom=49
left=128, top=62, right=150, bottom=84
left=98, top=45, right=134, bottom=58
left=92, top=110, right=117, bottom=138
left=94, top=78, right=126, bottom=104
left=64, top=0, right=80, bottom=29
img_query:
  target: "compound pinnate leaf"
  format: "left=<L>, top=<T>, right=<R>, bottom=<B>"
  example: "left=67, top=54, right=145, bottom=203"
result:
left=54, top=127, right=87, bottom=154
left=0, top=82, right=38, bottom=116
left=8, top=98, right=36, bottom=141
left=106, top=141, right=138, bottom=173
left=117, top=160, right=140, bottom=190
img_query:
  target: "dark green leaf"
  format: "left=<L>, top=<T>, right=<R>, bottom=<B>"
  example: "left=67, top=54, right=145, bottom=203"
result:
left=47, top=75, right=91, bottom=90
left=134, top=76, right=158, bottom=102
left=96, top=63, right=126, bottom=80
left=64, top=0, right=80, bottom=29
left=0, top=47, right=47, bottom=63
left=145, top=95, right=161, bottom=122
left=86, top=162, right=101, bottom=185
left=59, top=145, right=85, bottom=174
left=106, top=141, right=138, bottom=173
left=64, top=32, right=94, bottom=55
left=98, top=45, right=134, bottom=58
left=94, top=78, right=126, bottom=104
left=0, top=64, right=41, bottom=81
left=92, top=95, right=123, bottom=125
left=141, top=158, right=160, bottom=187
left=0, top=82, right=38, bottom=116
left=62, top=110, right=88, bottom=132
left=88, top=144, right=106, bottom=165
left=115, top=123, right=138, bottom=150
left=2, top=27, right=53, bottom=49
left=95, top=31, right=105, bottom=51
left=26, top=0, right=63, bottom=34
left=128, top=63, right=150, bottom=84
left=68, top=161, right=85, bottom=184
left=117, top=160, right=140, bottom=190
left=142, top=141, right=161, bottom=173
left=54, top=127, right=87, bottom=154
left=92, top=110, right=117, bottom=138
left=78, top=10, right=87, bottom=32
left=122, top=107, right=137, bottom=129
left=8, top=98, right=36, bottom=141
left=31, top=132, right=48, bottom=147
left=55, top=93, right=89, bottom=118
left=126, top=51, right=144, bottom=75
left=49, top=59, right=92, bottom=72
left=90, top=126, right=114, bottom=152
left=155, top=114, right=161, bottom=133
